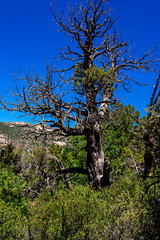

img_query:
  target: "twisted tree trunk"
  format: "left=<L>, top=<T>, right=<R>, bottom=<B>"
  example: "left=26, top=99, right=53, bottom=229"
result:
left=144, top=134, right=155, bottom=177
left=85, top=122, right=104, bottom=189
left=85, top=121, right=111, bottom=188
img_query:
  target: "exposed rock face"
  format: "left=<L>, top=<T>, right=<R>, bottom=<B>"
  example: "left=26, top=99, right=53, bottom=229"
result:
left=0, top=121, right=64, bottom=148
left=0, top=134, right=8, bottom=147
left=9, top=121, right=31, bottom=126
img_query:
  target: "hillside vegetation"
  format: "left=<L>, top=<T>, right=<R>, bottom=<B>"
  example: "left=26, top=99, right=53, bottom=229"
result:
left=0, top=122, right=24, bottom=146
left=0, top=122, right=62, bottom=148
left=0, top=103, right=160, bottom=239
left=0, top=0, right=159, bottom=239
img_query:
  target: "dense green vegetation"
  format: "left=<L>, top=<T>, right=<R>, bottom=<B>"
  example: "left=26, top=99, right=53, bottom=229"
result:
left=0, top=122, right=21, bottom=142
left=0, top=103, right=160, bottom=239
left=0, top=0, right=160, bottom=238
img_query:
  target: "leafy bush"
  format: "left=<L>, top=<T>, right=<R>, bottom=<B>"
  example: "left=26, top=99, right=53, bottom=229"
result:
left=26, top=173, right=147, bottom=239
left=0, top=170, right=28, bottom=239
left=0, top=144, right=22, bottom=173
left=0, top=167, right=159, bottom=239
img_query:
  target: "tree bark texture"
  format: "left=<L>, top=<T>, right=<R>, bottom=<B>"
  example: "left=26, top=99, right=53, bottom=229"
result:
left=85, top=122, right=105, bottom=189
left=143, top=133, right=155, bottom=177
left=144, top=146, right=154, bottom=177
left=0, top=0, right=158, bottom=189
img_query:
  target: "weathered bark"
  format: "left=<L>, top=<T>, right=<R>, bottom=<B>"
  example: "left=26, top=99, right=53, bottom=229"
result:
left=143, top=133, right=155, bottom=177
left=85, top=121, right=105, bottom=189
left=102, top=158, right=112, bottom=186
left=84, top=71, right=113, bottom=188
left=144, top=147, right=154, bottom=177
left=143, top=75, right=160, bottom=177
left=0, top=0, right=158, bottom=189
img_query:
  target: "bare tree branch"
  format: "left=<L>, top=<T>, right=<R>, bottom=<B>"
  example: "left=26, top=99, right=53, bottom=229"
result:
left=0, top=0, right=159, bottom=188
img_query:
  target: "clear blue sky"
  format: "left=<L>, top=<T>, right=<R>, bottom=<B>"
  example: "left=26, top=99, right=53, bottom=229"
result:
left=0, top=0, right=160, bottom=122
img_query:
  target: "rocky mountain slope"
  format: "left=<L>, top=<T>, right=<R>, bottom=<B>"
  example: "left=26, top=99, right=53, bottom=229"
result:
left=0, top=121, right=63, bottom=148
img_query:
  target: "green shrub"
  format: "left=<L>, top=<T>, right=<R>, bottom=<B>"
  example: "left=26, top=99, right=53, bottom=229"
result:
left=0, top=167, right=159, bottom=239
left=0, top=170, right=28, bottom=239
left=27, top=175, right=146, bottom=240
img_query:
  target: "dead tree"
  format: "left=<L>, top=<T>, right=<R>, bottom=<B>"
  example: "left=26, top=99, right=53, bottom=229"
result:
left=143, top=74, right=160, bottom=177
left=0, top=0, right=159, bottom=188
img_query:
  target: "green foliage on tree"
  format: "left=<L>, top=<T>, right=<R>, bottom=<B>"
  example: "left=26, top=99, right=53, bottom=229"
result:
left=74, top=63, right=115, bottom=90
left=49, top=137, right=88, bottom=186
left=103, top=104, right=144, bottom=173
left=0, top=144, right=22, bottom=173
left=0, top=0, right=159, bottom=237
left=0, top=102, right=159, bottom=239
left=142, top=75, right=160, bottom=176
left=0, top=0, right=158, bottom=189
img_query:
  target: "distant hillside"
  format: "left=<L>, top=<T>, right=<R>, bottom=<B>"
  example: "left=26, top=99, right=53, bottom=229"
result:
left=0, top=122, right=32, bottom=148
left=0, top=121, right=63, bottom=148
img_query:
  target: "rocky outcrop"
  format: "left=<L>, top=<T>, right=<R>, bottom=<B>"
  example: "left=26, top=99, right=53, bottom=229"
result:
left=0, top=134, right=8, bottom=147
left=0, top=121, right=65, bottom=148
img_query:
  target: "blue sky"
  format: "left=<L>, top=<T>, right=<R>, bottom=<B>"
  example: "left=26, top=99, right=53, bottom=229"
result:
left=0, top=0, right=160, bottom=122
